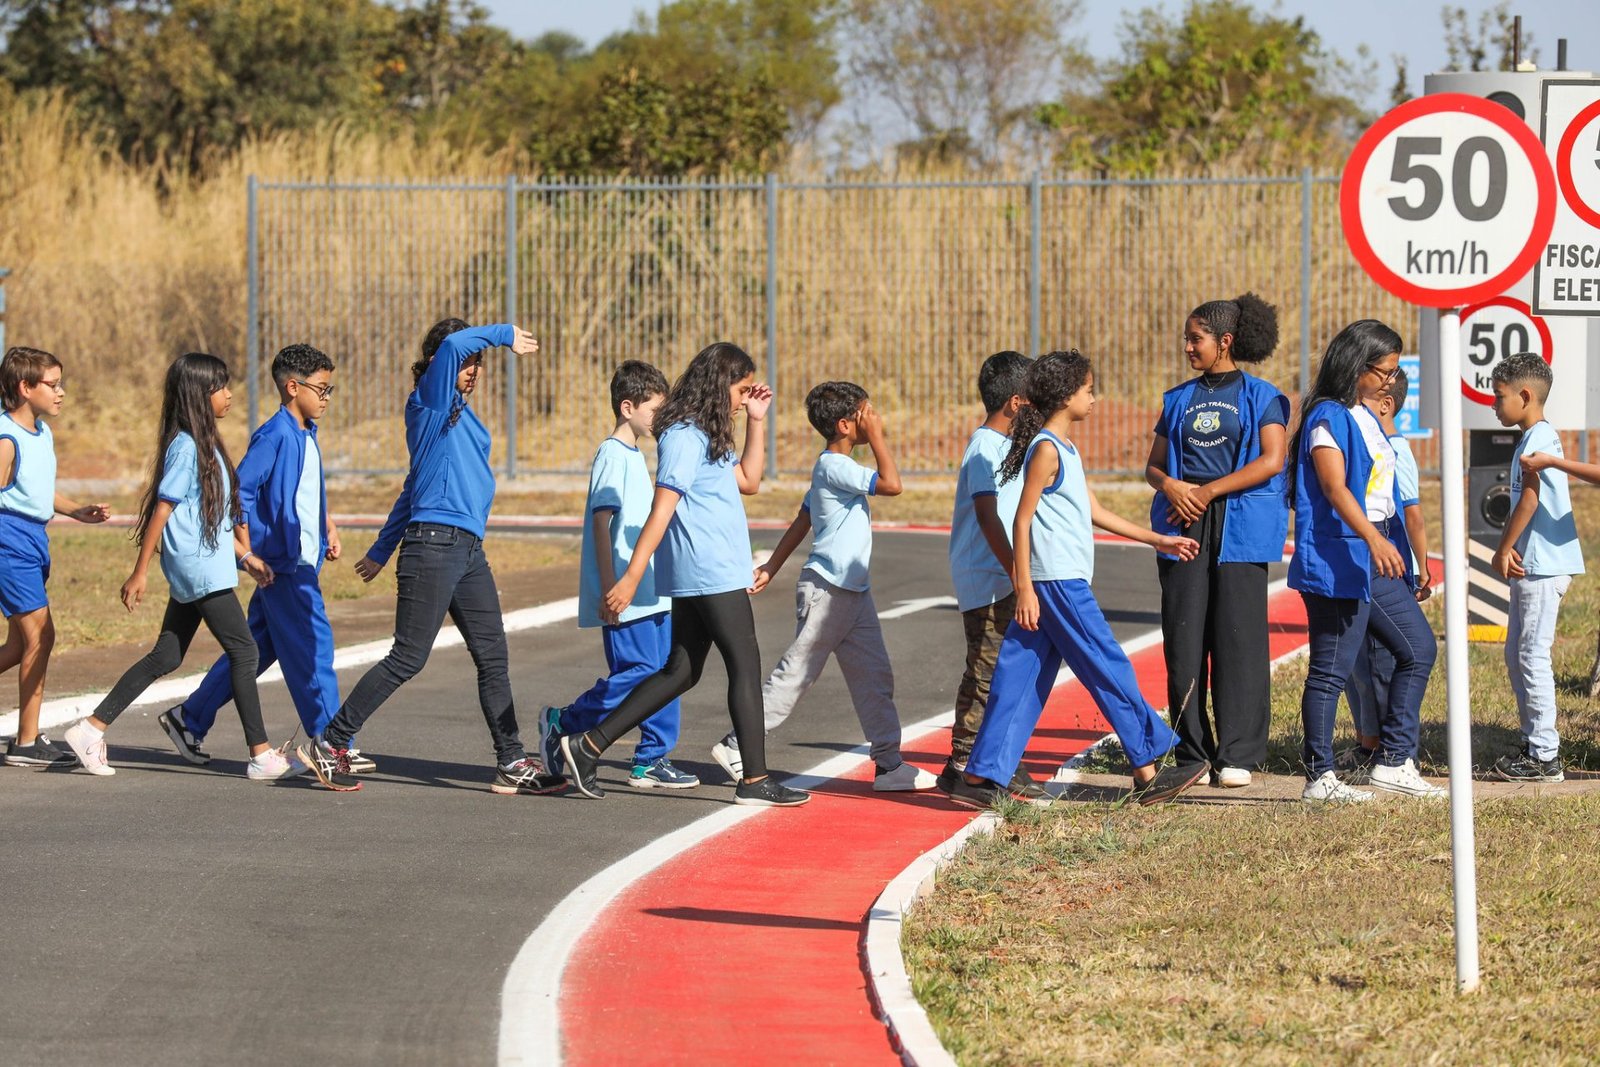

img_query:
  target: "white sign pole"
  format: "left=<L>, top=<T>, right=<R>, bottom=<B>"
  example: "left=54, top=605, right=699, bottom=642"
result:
left=1436, top=306, right=1481, bottom=994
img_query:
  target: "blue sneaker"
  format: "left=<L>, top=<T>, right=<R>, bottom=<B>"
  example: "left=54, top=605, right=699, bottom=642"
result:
left=628, top=757, right=701, bottom=790
left=539, top=706, right=566, bottom=776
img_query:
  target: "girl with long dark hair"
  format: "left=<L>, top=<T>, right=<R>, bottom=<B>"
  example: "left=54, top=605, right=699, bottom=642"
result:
left=557, top=341, right=809, bottom=807
left=1289, top=320, right=1443, bottom=803
left=63, top=354, right=295, bottom=779
left=1144, top=293, right=1288, bottom=787
left=948, top=351, right=1209, bottom=809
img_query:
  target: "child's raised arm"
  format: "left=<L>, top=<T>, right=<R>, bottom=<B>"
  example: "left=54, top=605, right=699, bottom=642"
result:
left=1522, top=449, right=1600, bottom=486
left=53, top=491, right=109, bottom=524
left=604, top=486, right=680, bottom=616
left=416, top=324, right=538, bottom=412
left=859, top=403, right=902, bottom=496
left=734, top=384, right=772, bottom=495
left=122, top=501, right=175, bottom=612
left=750, top=507, right=812, bottom=594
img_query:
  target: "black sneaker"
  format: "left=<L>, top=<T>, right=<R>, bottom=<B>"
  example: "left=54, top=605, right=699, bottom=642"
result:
left=492, top=756, right=567, bottom=796
left=1493, top=751, right=1564, bottom=783
left=158, top=706, right=211, bottom=766
left=1131, top=760, right=1210, bottom=806
left=1008, top=767, right=1048, bottom=801
left=935, top=758, right=965, bottom=796
left=945, top=775, right=1005, bottom=810
left=733, top=776, right=810, bottom=807
left=296, top=738, right=363, bottom=792
left=4, top=734, right=75, bottom=768
left=559, top=732, right=605, bottom=799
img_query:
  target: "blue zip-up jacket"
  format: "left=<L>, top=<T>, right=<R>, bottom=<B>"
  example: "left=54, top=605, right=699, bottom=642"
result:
left=369, top=324, right=508, bottom=564
left=1150, top=371, right=1290, bottom=563
left=1287, top=400, right=1414, bottom=601
left=237, top=405, right=329, bottom=573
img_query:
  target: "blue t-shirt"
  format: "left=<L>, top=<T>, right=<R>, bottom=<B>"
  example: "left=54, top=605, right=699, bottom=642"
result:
left=1024, top=430, right=1095, bottom=583
left=157, top=432, right=238, bottom=603
left=949, top=427, right=1022, bottom=611
left=1511, top=421, right=1584, bottom=577
left=0, top=412, right=56, bottom=523
left=297, top=432, right=322, bottom=567
left=801, top=451, right=878, bottom=592
left=653, top=423, right=753, bottom=597
left=1392, top=435, right=1420, bottom=508
left=579, top=438, right=669, bottom=627
left=1172, top=371, right=1246, bottom=482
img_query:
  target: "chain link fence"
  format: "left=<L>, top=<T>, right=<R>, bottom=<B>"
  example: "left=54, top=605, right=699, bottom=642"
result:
left=248, top=172, right=1423, bottom=477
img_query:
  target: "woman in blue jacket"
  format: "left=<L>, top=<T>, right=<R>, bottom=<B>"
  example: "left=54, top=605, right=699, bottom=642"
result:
left=1145, top=294, right=1288, bottom=788
left=1289, top=319, right=1443, bottom=803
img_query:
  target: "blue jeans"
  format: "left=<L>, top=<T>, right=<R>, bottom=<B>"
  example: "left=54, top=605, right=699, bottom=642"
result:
left=1300, top=570, right=1436, bottom=778
left=324, top=523, right=524, bottom=764
left=560, top=612, right=680, bottom=766
left=1506, top=574, right=1572, bottom=761
left=1343, top=635, right=1394, bottom=741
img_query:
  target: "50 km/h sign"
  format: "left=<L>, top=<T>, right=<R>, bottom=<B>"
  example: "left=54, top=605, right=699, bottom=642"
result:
left=1458, top=296, right=1554, bottom=405
left=1342, top=93, right=1558, bottom=308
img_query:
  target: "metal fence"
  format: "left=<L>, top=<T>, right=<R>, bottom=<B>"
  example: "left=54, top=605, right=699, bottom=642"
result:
left=247, top=172, right=1420, bottom=477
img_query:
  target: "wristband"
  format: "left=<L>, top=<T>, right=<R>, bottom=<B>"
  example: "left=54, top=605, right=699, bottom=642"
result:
left=239, top=551, right=255, bottom=567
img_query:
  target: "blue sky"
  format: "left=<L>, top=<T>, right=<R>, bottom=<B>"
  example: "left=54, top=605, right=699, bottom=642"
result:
left=488, top=0, right=1599, bottom=109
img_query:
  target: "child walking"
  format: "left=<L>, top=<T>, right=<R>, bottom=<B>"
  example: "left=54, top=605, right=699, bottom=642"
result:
left=1491, top=353, right=1583, bottom=783
left=937, top=350, right=1037, bottom=798
left=299, top=319, right=555, bottom=795
left=1288, top=320, right=1444, bottom=803
left=557, top=341, right=808, bottom=807
left=717, top=380, right=937, bottom=792
left=159, top=344, right=354, bottom=769
left=539, top=360, right=699, bottom=790
left=948, top=350, right=1209, bottom=810
left=61, top=353, right=298, bottom=779
left=0, top=346, right=109, bottom=767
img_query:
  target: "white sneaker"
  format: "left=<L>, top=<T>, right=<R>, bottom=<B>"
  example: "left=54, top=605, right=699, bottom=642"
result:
left=873, top=761, right=939, bottom=792
left=63, top=721, right=115, bottom=776
left=1217, top=766, right=1252, bottom=788
left=710, top=739, right=743, bottom=783
left=1367, top=758, right=1447, bottom=799
left=1302, top=770, right=1372, bottom=804
left=247, top=748, right=304, bottom=781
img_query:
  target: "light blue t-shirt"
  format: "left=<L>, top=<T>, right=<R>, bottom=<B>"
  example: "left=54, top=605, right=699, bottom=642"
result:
left=949, top=427, right=1023, bottom=611
left=1391, top=435, right=1420, bottom=507
left=653, top=423, right=753, bottom=597
left=1024, top=430, right=1095, bottom=583
left=297, top=432, right=323, bottom=567
left=579, top=438, right=669, bottom=628
left=0, top=413, right=56, bottom=523
left=1511, top=420, right=1584, bottom=577
left=157, top=432, right=238, bottom=603
left=801, top=451, right=878, bottom=592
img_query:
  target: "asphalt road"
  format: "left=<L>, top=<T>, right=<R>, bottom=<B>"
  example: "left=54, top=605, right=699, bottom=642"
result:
left=1, top=529, right=1168, bottom=1066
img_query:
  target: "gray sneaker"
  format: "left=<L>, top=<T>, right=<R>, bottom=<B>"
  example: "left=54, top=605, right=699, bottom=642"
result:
left=4, top=733, right=75, bottom=768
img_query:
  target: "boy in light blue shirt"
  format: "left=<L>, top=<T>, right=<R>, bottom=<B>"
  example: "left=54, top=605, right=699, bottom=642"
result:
left=724, top=381, right=936, bottom=792
left=1491, top=353, right=1583, bottom=783
left=540, top=361, right=699, bottom=789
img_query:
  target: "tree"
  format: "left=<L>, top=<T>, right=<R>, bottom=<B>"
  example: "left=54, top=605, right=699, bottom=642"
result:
left=844, top=0, right=1083, bottom=162
left=1442, top=2, right=1538, bottom=73
left=381, top=0, right=518, bottom=113
left=1036, top=0, right=1369, bottom=175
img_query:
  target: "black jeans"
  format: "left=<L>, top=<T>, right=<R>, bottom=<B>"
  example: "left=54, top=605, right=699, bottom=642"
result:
left=585, top=589, right=769, bottom=779
left=95, top=590, right=267, bottom=748
left=1157, top=495, right=1271, bottom=769
left=324, top=523, right=524, bottom=764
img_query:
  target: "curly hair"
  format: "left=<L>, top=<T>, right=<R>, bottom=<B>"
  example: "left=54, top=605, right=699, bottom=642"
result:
left=1190, top=292, right=1279, bottom=364
left=999, top=349, right=1091, bottom=484
left=805, top=380, right=868, bottom=440
left=652, top=342, right=758, bottom=460
left=134, top=353, right=243, bottom=550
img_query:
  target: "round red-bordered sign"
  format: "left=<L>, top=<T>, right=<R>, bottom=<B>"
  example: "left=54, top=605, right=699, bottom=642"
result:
left=1341, top=93, right=1557, bottom=308
left=1556, top=97, right=1600, bottom=229
left=1457, top=295, right=1555, bottom=405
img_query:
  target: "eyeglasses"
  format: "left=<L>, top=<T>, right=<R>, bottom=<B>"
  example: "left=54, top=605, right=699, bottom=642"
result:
left=33, top=378, right=65, bottom=394
left=1365, top=363, right=1400, bottom=386
left=291, top=379, right=335, bottom=400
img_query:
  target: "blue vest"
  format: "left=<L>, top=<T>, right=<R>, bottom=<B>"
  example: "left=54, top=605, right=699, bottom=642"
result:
left=1151, top=372, right=1290, bottom=563
left=1287, top=400, right=1414, bottom=600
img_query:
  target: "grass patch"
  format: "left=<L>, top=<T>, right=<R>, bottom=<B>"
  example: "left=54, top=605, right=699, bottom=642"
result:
left=34, top=528, right=578, bottom=653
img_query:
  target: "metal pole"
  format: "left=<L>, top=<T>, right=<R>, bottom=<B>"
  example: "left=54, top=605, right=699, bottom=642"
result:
left=0, top=267, right=10, bottom=353
left=1029, top=172, right=1042, bottom=358
left=246, top=175, right=260, bottom=430
left=1437, top=307, right=1482, bottom=994
left=505, top=175, right=519, bottom=479
left=1300, top=168, right=1313, bottom=397
left=765, top=173, right=779, bottom=471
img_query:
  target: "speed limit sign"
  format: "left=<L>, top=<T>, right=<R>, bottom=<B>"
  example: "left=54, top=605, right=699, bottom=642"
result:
left=1342, top=93, right=1557, bottom=307
left=1457, top=296, right=1554, bottom=404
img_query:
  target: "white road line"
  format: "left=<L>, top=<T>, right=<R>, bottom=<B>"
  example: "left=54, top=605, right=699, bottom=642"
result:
left=877, top=596, right=958, bottom=620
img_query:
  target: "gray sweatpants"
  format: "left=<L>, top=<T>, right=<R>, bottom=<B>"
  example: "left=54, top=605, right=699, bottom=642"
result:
left=762, top=569, right=903, bottom=768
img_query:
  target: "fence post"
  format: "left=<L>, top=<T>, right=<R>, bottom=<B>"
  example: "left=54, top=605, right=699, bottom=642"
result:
left=0, top=267, right=9, bottom=352
left=505, top=175, right=519, bottom=479
left=765, top=173, right=779, bottom=471
left=1299, top=168, right=1313, bottom=399
left=246, top=175, right=260, bottom=431
left=1029, top=173, right=1042, bottom=358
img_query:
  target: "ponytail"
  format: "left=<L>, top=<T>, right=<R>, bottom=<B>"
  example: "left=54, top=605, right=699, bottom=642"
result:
left=1190, top=292, right=1280, bottom=364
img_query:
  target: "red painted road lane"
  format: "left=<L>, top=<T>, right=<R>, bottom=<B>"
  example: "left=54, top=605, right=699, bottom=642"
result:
left=560, top=584, right=1314, bottom=1065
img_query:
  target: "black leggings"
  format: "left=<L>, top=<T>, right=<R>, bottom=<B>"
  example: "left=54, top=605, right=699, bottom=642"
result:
left=94, top=590, right=267, bottom=748
left=585, top=589, right=769, bottom=779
